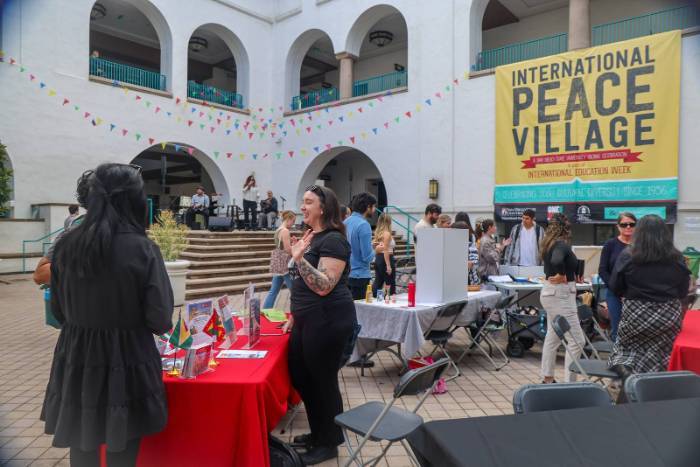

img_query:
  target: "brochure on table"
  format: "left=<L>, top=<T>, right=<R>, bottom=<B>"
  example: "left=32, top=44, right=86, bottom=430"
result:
left=215, top=295, right=237, bottom=349
left=181, top=342, right=213, bottom=378
left=415, top=228, right=468, bottom=304
left=185, top=299, right=215, bottom=340
left=240, top=283, right=261, bottom=349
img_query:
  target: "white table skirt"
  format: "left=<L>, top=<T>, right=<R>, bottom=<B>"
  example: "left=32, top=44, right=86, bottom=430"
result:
left=350, top=290, right=502, bottom=362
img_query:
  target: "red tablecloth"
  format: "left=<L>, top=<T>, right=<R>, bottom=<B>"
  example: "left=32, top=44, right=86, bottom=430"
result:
left=137, top=318, right=297, bottom=467
left=669, top=310, right=700, bottom=374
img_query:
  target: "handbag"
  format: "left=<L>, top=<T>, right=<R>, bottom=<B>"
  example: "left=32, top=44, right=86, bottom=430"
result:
left=270, top=230, right=292, bottom=275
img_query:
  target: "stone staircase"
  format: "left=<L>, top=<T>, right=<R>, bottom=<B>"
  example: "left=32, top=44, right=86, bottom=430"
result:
left=181, top=230, right=415, bottom=300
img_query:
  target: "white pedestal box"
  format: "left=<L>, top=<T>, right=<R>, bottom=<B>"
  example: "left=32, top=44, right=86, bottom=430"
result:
left=415, top=228, right=468, bottom=304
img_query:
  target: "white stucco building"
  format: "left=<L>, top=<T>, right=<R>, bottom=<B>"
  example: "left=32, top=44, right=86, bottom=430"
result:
left=0, top=0, right=698, bottom=272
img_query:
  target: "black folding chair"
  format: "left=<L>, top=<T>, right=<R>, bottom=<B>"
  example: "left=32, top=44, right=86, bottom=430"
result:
left=421, top=301, right=467, bottom=381
left=577, top=304, right=613, bottom=359
left=455, top=294, right=514, bottom=371
left=335, top=358, right=450, bottom=467
left=550, top=315, right=619, bottom=385
left=513, top=382, right=612, bottom=414
left=624, top=371, right=700, bottom=403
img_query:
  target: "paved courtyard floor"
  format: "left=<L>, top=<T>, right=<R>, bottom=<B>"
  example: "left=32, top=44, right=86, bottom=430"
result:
left=0, top=274, right=571, bottom=466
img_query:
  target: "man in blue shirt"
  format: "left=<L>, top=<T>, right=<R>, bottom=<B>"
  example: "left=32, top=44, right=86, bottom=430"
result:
left=186, top=186, right=210, bottom=229
left=344, top=192, right=377, bottom=300
left=344, top=192, right=378, bottom=368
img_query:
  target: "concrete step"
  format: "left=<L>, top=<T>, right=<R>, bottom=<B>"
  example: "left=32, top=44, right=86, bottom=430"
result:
left=186, top=282, right=272, bottom=300
left=187, top=265, right=270, bottom=278
left=186, top=257, right=270, bottom=269
left=180, top=250, right=270, bottom=261
left=185, top=243, right=275, bottom=252
left=188, top=237, right=275, bottom=246
left=187, top=272, right=271, bottom=289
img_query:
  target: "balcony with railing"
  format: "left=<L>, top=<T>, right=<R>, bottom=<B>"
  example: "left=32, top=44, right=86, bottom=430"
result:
left=291, top=87, right=339, bottom=111
left=187, top=81, right=244, bottom=109
left=473, top=4, right=699, bottom=72
left=352, top=70, right=408, bottom=98
left=592, top=4, right=699, bottom=46
left=89, top=57, right=166, bottom=91
left=474, top=33, right=568, bottom=71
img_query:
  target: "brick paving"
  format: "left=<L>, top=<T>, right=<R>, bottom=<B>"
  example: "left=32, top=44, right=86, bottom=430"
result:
left=0, top=274, right=569, bottom=466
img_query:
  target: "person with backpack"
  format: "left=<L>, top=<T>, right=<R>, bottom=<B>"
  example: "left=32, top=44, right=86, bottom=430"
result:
left=263, top=210, right=295, bottom=309
left=503, top=209, right=545, bottom=266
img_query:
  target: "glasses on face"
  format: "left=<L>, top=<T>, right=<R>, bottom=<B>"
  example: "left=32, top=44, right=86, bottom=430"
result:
left=619, top=222, right=636, bottom=228
left=305, top=185, right=326, bottom=201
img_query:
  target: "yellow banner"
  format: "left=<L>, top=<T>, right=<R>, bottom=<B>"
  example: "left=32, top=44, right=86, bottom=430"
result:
left=495, top=31, right=680, bottom=204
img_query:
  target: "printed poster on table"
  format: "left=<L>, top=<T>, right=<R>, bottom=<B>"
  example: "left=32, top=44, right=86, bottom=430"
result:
left=215, top=295, right=237, bottom=349
left=494, top=31, right=680, bottom=223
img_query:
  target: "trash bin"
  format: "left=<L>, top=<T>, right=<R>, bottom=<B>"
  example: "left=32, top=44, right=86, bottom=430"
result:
left=683, top=247, right=700, bottom=279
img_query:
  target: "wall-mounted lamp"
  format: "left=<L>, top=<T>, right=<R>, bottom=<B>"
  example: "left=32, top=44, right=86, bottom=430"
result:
left=428, top=178, right=439, bottom=200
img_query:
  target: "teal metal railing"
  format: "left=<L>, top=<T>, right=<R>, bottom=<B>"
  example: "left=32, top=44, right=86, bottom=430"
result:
left=474, top=32, right=568, bottom=71
left=592, top=5, right=699, bottom=45
left=187, top=80, right=244, bottom=109
left=378, top=205, right=420, bottom=257
left=147, top=198, right=154, bottom=226
left=22, top=226, right=65, bottom=272
left=352, top=70, right=407, bottom=97
left=89, top=56, right=166, bottom=91
left=291, top=87, right=339, bottom=110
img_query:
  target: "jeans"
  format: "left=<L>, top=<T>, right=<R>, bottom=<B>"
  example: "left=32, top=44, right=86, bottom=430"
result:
left=243, top=200, right=257, bottom=229
left=606, top=289, right=622, bottom=341
left=258, top=211, right=277, bottom=230
left=540, top=282, right=585, bottom=382
left=263, top=274, right=292, bottom=309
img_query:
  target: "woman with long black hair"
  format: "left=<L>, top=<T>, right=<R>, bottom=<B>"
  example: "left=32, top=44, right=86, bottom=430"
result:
left=42, top=163, right=173, bottom=466
left=609, top=215, right=691, bottom=381
left=285, top=185, right=356, bottom=465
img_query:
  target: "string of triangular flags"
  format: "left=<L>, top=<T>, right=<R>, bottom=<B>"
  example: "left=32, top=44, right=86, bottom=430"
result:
left=0, top=50, right=473, bottom=162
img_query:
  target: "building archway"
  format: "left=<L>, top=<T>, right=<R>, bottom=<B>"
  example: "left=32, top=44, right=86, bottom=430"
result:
left=88, top=0, right=173, bottom=91
left=344, top=4, right=408, bottom=97
left=284, top=29, right=340, bottom=110
left=186, top=23, right=250, bottom=109
left=297, top=147, right=388, bottom=214
left=130, top=143, right=229, bottom=219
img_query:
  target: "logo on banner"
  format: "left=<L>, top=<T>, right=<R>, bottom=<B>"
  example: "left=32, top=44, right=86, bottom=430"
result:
left=547, top=205, right=564, bottom=220
left=577, top=205, right=592, bottom=223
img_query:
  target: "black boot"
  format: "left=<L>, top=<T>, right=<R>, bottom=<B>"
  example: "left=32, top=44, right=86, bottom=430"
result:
left=610, top=364, right=634, bottom=404
left=300, top=445, right=338, bottom=465
left=291, top=432, right=313, bottom=449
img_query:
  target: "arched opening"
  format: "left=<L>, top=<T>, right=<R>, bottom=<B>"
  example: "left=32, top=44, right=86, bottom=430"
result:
left=471, top=0, right=569, bottom=71
left=186, top=24, right=249, bottom=109
left=297, top=147, right=388, bottom=216
left=285, top=29, right=339, bottom=111
left=345, top=5, right=408, bottom=98
left=130, top=143, right=229, bottom=225
left=88, top=0, right=172, bottom=91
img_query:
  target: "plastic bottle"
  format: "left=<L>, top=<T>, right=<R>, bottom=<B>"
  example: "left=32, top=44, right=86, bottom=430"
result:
left=408, top=282, right=416, bottom=307
left=365, top=283, right=373, bottom=303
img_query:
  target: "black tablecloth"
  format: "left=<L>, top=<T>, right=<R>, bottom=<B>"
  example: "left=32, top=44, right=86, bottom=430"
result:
left=408, top=398, right=700, bottom=467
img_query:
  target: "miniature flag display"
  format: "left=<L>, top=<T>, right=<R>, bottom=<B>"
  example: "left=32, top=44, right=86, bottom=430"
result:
left=169, top=312, right=193, bottom=349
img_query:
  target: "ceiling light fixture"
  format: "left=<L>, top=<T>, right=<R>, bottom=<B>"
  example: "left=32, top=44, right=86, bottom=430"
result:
left=90, top=2, right=107, bottom=21
left=369, top=30, right=393, bottom=47
left=189, top=36, right=209, bottom=53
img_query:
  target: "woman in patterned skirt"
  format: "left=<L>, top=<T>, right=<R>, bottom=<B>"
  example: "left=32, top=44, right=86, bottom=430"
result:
left=608, top=215, right=691, bottom=393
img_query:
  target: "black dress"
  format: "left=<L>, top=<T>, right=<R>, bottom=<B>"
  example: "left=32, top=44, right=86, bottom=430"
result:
left=41, top=228, right=174, bottom=452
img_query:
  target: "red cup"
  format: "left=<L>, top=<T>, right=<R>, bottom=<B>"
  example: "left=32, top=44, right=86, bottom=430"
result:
left=407, top=282, right=416, bottom=307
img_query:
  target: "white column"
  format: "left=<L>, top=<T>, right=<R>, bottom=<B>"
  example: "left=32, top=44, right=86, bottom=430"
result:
left=335, top=52, right=357, bottom=100
left=568, top=0, right=591, bottom=51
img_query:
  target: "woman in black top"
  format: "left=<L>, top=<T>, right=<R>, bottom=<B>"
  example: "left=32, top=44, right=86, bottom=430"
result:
left=539, top=214, right=585, bottom=384
left=598, top=212, right=636, bottom=340
left=608, top=215, right=691, bottom=384
left=42, top=164, right=173, bottom=466
left=286, top=185, right=356, bottom=465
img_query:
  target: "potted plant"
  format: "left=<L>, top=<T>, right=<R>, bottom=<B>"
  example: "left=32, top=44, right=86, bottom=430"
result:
left=150, top=210, right=190, bottom=306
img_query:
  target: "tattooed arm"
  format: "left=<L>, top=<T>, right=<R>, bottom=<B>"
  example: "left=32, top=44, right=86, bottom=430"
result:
left=297, top=256, right=346, bottom=297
